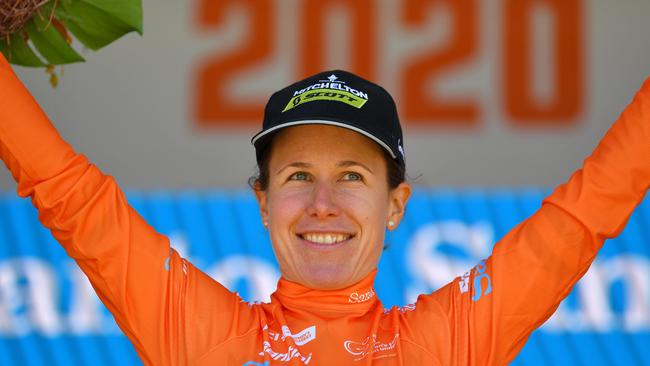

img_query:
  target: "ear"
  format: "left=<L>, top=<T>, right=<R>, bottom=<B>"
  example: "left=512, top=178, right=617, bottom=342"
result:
left=253, top=188, right=270, bottom=227
left=387, top=182, right=411, bottom=230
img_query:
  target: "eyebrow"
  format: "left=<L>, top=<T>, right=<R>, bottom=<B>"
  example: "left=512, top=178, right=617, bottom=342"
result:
left=276, top=162, right=312, bottom=175
left=337, top=160, right=374, bottom=174
left=276, top=160, right=374, bottom=175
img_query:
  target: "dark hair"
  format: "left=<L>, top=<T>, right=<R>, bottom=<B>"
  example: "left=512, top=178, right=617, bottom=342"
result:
left=249, top=137, right=406, bottom=191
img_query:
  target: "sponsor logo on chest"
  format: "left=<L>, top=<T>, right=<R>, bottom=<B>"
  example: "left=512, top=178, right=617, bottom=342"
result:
left=268, top=325, right=317, bottom=346
left=343, top=333, right=400, bottom=361
left=259, top=341, right=313, bottom=364
left=257, top=324, right=317, bottom=365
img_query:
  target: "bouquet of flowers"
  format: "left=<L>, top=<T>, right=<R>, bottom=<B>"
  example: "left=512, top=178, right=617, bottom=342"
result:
left=0, top=0, right=142, bottom=84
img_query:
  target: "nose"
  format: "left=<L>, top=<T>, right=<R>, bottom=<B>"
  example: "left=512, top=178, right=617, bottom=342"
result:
left=306, top=181, right=341, bottom=219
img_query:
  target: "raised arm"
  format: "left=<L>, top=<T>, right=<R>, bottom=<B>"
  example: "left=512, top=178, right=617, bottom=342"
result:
left=414, top=79, right=650, bottom=364
left=0, top=55, right=249, bottom=364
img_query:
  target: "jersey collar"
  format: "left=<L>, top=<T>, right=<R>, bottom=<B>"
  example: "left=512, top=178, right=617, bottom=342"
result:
left=271, top=270, right=380, bottom=316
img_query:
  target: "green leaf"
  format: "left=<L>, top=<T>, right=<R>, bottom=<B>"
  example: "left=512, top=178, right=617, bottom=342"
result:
left=24, top=14, right=85, bottom=65
left=0, top=33, right=46, bottom=67
left=64, top=0, right=143, bottom=35
left=57, top=2, right=134, bottom=50
left=2, top=0, right=141, bottom=69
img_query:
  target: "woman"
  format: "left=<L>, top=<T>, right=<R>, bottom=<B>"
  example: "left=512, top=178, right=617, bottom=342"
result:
left=1, top=54, right=649, bottom=365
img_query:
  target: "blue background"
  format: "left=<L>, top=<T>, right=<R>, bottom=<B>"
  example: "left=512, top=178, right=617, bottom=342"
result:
left=0, top=189, right=648, bottom=365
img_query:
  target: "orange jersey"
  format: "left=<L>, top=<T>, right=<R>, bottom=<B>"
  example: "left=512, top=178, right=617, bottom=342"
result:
left=1, top=54, right=649, bottom=365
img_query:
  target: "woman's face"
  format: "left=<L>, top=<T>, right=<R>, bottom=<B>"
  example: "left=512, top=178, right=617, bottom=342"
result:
left=254, top=125, right=411, bottom=289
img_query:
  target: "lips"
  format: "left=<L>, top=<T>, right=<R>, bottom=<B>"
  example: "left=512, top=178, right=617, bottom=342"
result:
left=298, top=232, right=354, bottom=245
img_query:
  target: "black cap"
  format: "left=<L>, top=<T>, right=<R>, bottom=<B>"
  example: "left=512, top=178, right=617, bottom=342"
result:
left=252, top=70, right=405, bottom=168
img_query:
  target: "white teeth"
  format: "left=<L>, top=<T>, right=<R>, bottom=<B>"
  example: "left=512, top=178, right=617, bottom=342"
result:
left=302, top=233, right=351, bottom=244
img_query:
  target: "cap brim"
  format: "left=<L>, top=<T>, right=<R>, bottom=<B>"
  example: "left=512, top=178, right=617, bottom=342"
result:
left=251, top=119, right=397, bottom=159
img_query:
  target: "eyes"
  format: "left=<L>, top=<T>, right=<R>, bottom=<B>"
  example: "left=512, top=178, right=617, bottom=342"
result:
left=288, top=171, right=364, bottom=183
left=290, top=171, right=310, bottom=181
left=342, top=172, right=363, bottom=182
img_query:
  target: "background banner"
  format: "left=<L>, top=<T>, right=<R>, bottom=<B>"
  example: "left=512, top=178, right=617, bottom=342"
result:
left=0, top=190, right=648, bottom=365
left=1, top=0, right=650, bottom=189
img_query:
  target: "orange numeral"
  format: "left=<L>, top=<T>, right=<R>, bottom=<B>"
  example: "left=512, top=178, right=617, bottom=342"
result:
left=298, top=0, right=377, bottom=81
left=401, top=0, right=479, bottom=125
left=503, top=0, right=583, bottom=124
left=195, top=0, right=273, bottom=126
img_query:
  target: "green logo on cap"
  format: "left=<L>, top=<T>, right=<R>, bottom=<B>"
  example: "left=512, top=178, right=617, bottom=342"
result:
left=283, top=88, right=368, bottom=112
left=282, top=75, right=369, bottom=112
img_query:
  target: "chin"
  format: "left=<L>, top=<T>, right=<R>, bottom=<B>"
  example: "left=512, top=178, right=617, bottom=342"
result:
left=301, top=263, right=354, bottom=290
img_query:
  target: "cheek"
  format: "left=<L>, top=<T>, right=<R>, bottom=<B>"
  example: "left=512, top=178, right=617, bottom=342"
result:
left=339, top=189, right=390, bottom=225
left=268, top=190, right=309, bottom=225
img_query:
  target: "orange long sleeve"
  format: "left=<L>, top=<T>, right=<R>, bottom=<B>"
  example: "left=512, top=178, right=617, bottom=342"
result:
left=425, top=79, right=650, bottom=364
left=0, top=54, right=256, bottom=365
left=1, top=51, right=648, bottom=365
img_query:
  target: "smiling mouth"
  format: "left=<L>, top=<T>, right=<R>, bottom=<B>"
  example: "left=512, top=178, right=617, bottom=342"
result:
left=298, top=233, right=354, bottom=244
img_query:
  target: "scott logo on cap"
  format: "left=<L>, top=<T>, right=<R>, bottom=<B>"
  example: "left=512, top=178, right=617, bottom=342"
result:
left=282, top=74, right=369, bottom=112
